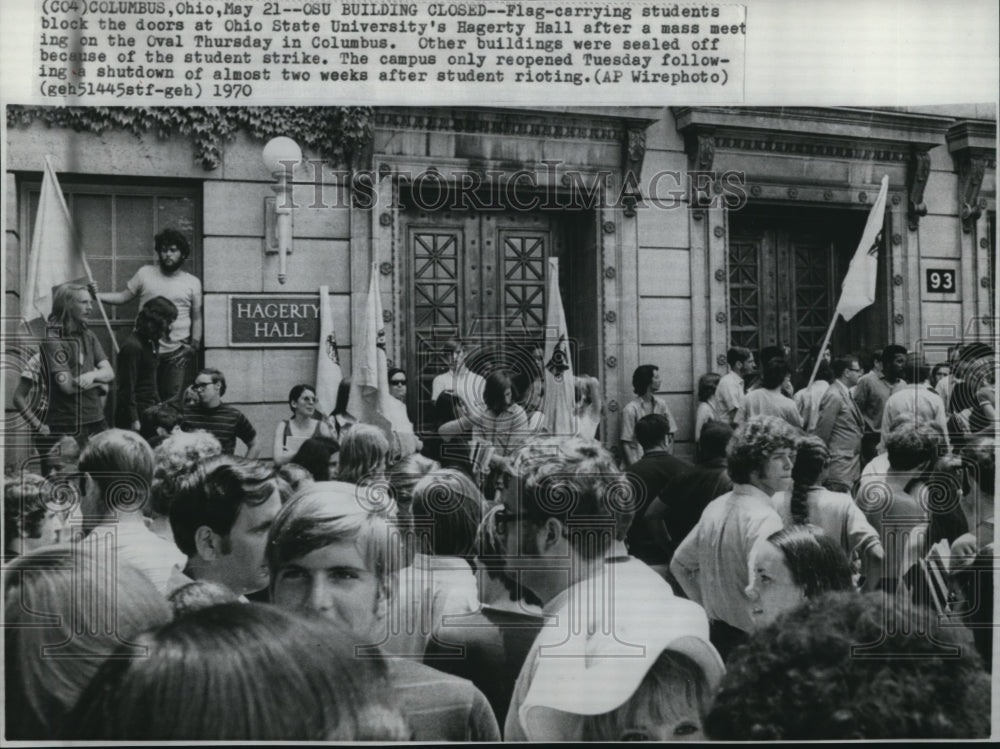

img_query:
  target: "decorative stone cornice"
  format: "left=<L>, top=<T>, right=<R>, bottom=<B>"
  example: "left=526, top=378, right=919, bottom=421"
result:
left=376, top=107, right=643, bottom=142
left=673, top=106, right=954, bottom=148
left=711, top=134, right=911, bottom=162
left=947, top=119, right=996, bottom=233
left=674, top=107, right=953, bottom=216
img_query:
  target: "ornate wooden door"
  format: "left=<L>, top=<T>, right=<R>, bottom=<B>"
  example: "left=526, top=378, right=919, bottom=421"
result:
left=728, top=207, right=883, bottom=368
left=400, top=207, right=564, bottom=428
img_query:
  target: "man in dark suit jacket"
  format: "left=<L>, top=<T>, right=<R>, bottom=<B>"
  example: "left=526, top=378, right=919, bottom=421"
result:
left=814, top=355, right=866, bottom=492
left=624, top=414, right=693, bottom=565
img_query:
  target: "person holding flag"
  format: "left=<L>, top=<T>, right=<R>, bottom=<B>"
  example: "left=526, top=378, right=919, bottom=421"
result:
left=804, top=174, right=902, bottom=465
left=20, top=157, right=117, bottom=466
left=37, top=283, right=115, bottom=463
left=806, top=174, right=891, bottom=388
left=541, top=257, right=577, bottom=438
left=347, top=262, right=421, bottom=463
left=314, top=284, right=344, bottom=418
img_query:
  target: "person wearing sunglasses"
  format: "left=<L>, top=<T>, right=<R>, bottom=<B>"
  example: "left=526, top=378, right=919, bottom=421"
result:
left=180, top=367, right=259, bottom=458
left=384, top=367, right=422, bottom=460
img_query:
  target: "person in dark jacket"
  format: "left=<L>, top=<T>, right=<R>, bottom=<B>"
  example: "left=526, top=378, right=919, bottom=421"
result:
left=114, top=296, right=177, bottom=432
left=644, top=421, right=735, bottom=565
left=624, top=414, right=693, bottom=565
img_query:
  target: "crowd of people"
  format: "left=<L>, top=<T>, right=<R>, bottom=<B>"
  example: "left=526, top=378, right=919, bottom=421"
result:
left=4, top=232, right=997, bottom=740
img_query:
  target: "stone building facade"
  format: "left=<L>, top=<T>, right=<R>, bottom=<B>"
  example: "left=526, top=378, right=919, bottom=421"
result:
left=4, top=105, right=995, bottom=468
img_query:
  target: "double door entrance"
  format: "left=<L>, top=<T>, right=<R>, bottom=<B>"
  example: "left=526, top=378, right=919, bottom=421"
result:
left=728, top=206, right=889, bottom=368
left=399, top=201, right=597, bottom=427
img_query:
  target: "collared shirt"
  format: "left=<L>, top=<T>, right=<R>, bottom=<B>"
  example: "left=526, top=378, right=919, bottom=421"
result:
left=715, top=370, right=746, bottom=425
left=879, top=383, right=949, bottom=451
left=620, top=395, right=679, bottom=463
left=771, top=487, right=882, bottom=559
left=669, top=483, right=784, bottom=633
left=736, top=387, right=803, bottom=429
left=853, top=370, right=907, bottom=432
left=85, top=520, right=188, bottom=596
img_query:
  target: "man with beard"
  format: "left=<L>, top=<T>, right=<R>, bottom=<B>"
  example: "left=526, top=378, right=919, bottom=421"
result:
left=93, top=228, right=202, bottom=402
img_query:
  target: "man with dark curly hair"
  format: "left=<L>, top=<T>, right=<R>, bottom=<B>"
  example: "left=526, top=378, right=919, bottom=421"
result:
left=704, top=590, right=991, bottom=740
left=670, top=415, right=796, bottom=659
left=94, top=228, right=202, bottom=403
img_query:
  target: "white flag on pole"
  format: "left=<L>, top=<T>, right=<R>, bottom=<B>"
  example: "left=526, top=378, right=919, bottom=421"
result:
left=836, top=174, right=889, bottom=322
left=22, top=157, right=87, bottom=322
left=542, top=257, right=576, bottom=436
left=315, top=285, right=343, bottom=416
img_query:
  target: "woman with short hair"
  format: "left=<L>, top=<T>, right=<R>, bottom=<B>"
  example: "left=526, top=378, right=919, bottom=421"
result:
left=272, top=384, right=333, bottom=466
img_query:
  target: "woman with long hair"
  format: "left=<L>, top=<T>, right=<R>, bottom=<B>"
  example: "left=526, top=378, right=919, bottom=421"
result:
left=336, top=423, right=390, bottom=485
left=694, top=372, right=722, bottom=445
left=37, top=283, right=115, bottom=464
left=747, top=525, right=855, bottom=628
left=289, top=435, right=341, bottom=482
left=471, top=370, right=538, bottom=500
left=115, top=295, right=177, bottom=432
left=573, top=374, right=603, bottom=440
left=771, top=434, right=883, bottom=591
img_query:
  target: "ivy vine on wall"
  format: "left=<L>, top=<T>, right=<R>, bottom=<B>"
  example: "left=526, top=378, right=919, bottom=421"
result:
left=6, top=106, right=375, bottom=170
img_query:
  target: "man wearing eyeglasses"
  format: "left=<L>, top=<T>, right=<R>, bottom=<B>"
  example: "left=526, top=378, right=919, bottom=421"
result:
left=180, top=368, right=259, bottom=458
left=814, top=355, right=866, bottom=492
left=498, top=437, right=718, bottom=741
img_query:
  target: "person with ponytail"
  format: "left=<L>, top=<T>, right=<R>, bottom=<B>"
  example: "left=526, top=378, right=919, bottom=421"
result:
left=770, top=434, right=883, bottom=591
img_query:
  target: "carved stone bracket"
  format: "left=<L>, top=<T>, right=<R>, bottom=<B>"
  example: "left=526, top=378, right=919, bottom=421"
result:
left=947, top=119, right=996, bottom=234
left=955, top=151, right=987, bottom=233
left=683, top=131, right=716, bottom=207
left=906, top=148, right=932, bottom=232
left=621, top=125, right=647, bottom=218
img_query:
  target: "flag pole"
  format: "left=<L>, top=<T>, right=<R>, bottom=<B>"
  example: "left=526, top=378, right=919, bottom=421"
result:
left=44, top=156, right=119, bottom=354
left=806, top=312, right=839, bottom=389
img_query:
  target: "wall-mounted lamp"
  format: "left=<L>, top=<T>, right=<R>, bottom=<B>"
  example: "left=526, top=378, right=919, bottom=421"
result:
left=262, top=136, right=302, bottom=284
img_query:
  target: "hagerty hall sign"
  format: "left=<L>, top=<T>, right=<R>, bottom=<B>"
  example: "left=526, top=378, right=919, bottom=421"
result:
left=228, top=294, right=322, bottom=347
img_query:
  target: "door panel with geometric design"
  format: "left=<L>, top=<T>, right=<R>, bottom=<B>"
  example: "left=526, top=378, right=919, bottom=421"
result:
left=728, top=206, right=885, bottom=368
left=400, top=207, right=563, bottom=428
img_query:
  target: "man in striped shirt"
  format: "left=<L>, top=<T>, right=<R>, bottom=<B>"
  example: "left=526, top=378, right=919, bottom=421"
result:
left=181, top=368, right=259, bottom=458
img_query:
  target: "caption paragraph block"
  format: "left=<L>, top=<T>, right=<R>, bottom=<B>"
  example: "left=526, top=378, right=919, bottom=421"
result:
left=35, top=0, right=746, bottom=103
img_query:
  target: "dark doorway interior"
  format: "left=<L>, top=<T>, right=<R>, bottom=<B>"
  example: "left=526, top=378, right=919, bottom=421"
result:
left=728, top=204, right=890, bottom=369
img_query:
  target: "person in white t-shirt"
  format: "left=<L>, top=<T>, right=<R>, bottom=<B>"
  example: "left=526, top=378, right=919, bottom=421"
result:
left=431, top=338, right=486, bottom=415
left=93, top=228, right=202, bottom=404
